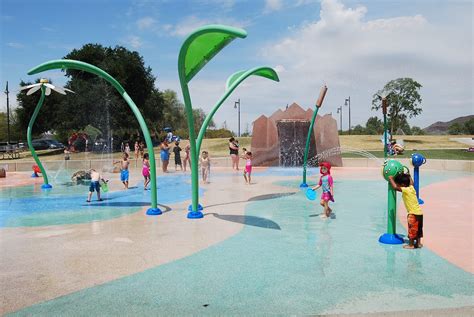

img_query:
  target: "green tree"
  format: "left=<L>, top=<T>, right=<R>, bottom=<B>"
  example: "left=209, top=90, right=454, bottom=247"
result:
left=463, top=118, right=474, bottom=134
left=351, top=124, right=366, bottom=135
left=410, top=126, right=425, bottom=135
left=63, top=44, right=163, bottom=136
left=365, top=116, right=383, bottom=135
left=372, top=78, right=422, bottom=133
left=448, top=123, right=463, bottom=135
left=14, top=44, right=167, bottom=146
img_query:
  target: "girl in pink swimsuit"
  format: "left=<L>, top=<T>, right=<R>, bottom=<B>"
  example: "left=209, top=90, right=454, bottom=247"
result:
left=243, top=151, right=252, bottom=184
left=142, top=153, right=150, bottom=190
left=311, top=162, right=334, bottom=218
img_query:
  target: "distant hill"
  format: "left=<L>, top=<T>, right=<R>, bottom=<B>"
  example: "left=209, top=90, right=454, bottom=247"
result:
left=423, top=115, right=474, bottom=134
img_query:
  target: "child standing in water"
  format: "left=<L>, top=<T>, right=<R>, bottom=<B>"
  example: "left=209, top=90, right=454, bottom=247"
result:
left=388, top=173, right=423, bottom=249
left=173, top=141, right=183, bottom=171
left=142, top=153, right=150, bottom=190
left=114, top=152, right=130, bottom=189
left=243, top=151, right=252, bottom=184
left=183, top=144, right=191, bottom=171
left=311, top=162, right=334, bottom=219
left=200, top=151, right=211, bottom=183
left=87, top=169, right=107, bottom=202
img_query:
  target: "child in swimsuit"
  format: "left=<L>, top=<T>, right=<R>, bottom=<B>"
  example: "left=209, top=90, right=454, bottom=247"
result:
left=243, top=151, right=252, bottom=185
left=114, top=152, right=130, bottom=189
left=311, top=162, right=334, bottom=219
left=160, top=140, right=170, bottom=173
left=183, top=144, right=191, bottom=172
left=200, top=151, right=210, bottom=183
left=142, top=153, right=150, bottom=190
left=87, top=169, right=107, bottom=202
left=173, top=141, right=183, bottom=171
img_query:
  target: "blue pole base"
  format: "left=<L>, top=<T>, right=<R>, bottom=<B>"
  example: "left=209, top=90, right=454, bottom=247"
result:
left=300, top=183, right=308, bottom=188
left=41, top=184, right=52, bottom=189
left=187, top=211, right=204, bottom=219
left=418, top=198, right=424, bottom=205
left=379, top=233, right=404, bottom=245
left=188, top=204, right=203, bottom=212
left=146, top=208, right=162, bottom=216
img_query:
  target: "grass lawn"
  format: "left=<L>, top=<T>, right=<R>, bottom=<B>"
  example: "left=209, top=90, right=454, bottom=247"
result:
left=4, top=137, right=252, bottom=162
left=339, top=135, right=473, bottom=150
left=3, top=136, right=472, bottom=162
left=341, top=149, right=474, bottom=160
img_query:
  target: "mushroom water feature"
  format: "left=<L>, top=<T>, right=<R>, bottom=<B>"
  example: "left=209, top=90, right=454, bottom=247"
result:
left=20, top=79, right=74, bottom=189
left=27, top=60, right=161, bottom=215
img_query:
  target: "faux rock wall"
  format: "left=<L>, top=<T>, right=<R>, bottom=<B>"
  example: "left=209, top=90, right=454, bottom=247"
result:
left=251, top=102, right=342, bottom=167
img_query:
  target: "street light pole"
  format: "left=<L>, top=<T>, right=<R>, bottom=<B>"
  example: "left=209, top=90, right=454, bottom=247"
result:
left=234, top=98, right=241, bottom=137
left=4, top=81, right=11, bottom=144
left=337, top=106, right=343, bottom=134
left=345, top=96, right=351, bottom=134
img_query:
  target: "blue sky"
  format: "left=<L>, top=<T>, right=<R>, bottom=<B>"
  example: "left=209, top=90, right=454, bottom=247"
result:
left=1, top=0, right=473, bottom=133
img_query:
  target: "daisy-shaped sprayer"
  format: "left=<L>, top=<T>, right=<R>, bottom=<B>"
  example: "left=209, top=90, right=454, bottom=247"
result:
left=20, top=78, right=74, bottom=96
left=20, top=78, right=74, bottom=189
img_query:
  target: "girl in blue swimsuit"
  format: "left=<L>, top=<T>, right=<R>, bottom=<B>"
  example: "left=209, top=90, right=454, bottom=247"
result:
left=160, top=140, right=170, bottom=173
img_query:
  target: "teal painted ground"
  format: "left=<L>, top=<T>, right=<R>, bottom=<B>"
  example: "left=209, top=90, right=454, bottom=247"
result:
left=11, top=171, right=473, bottom=316
left=0, top=173, right=201, bottom=227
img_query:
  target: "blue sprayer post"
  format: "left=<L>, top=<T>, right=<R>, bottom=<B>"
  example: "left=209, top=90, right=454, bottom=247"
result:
left=411, top=153, right=426, bottom=205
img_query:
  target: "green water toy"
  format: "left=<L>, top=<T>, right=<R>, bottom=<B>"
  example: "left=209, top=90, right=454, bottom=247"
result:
left=379, top=159, right=408, bottom=244
left=28, top=60, right=161, bottom=215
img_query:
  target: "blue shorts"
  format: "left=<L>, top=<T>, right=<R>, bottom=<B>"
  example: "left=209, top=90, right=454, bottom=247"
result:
left=120, top=169, right=129, bottom=182
left=161, top=151, right=169, bottom=161
left=89, top=181, right=100, bottom=192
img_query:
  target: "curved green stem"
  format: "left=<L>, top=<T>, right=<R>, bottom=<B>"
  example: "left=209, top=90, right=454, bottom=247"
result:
left=196, top=67, right=279, bottom=154
left=178, top=25, right=247, bottom=214
left=179, top=81, right=200, bottom=213
left=27, top=86, right=49, bottom=185
left=28, top=59, right=158, bottom=209
left=301, top=107, right=320, bottom=185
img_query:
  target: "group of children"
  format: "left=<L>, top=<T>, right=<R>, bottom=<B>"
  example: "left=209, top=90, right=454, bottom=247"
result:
left=310, top=161, right=423, bottom=249
left=86, top=140, right=422, bottom=250
left=198, top=147, right=252, bottom=185
left=87, top=140, right=253, bottom=202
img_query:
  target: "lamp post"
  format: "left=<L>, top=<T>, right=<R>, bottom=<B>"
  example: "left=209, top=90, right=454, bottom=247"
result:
left=4, top=81, right=10, bottom=144
left=336, top=106, right=343, bottom=134
left=234, top=98, right=241, bottom=137
left=345, top=96, right=351, bottom=134
left=382, top=97, right=388, bottom=159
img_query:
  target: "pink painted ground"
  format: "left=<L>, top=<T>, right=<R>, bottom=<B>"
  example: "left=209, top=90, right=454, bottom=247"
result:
left=0, top=172, right=44, bottom=187
left=398, top=176, right=474, bottom=273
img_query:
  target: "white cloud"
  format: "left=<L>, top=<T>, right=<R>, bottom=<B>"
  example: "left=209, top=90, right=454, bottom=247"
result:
left=6, top=42, right=24, bottom=49
left=196, top=0, right=235, bottom=11
left=264, top=0, right=283, bottom=13
left=153, top=0, right=472, bottom=131
left=136, top=16, right=156, bottom=30
left=169, top=15, right=248, bottom=37
left=123, top=35, right=143, bottom=49
left=257, top=0, right=473, bottom=128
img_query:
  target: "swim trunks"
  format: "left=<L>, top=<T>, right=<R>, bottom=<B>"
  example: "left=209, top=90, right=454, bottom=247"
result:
left=120, top=169, right=129, bottom=182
